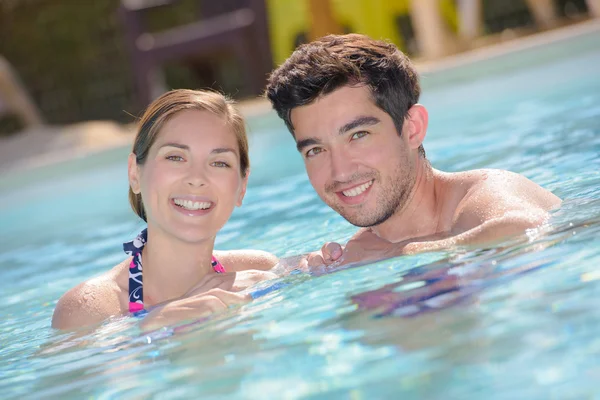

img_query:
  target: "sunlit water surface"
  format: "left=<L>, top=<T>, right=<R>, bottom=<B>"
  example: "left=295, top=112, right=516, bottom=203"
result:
left=1, top=30, right=599, bottom=399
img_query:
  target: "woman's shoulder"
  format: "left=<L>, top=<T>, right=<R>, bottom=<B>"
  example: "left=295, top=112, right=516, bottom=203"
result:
left=213, top=249, right=279, bottom=272
left=51, top=259, right=129, bottom=330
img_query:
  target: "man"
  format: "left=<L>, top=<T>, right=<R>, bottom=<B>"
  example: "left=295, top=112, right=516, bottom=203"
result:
left=265, top=34, right=561, bottom=267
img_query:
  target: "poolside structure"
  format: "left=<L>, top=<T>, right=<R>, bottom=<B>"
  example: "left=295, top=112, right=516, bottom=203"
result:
left=0, top=55, right=43, bottom=131
left=119, top=0, right=272, bottom=108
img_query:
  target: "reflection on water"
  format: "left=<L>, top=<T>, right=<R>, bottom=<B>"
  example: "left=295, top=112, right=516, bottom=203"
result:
left=352, top=216, right=600, bottom=319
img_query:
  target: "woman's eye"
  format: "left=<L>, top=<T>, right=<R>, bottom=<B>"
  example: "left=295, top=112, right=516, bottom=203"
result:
left=351, top=131, right=368, bottom=140
left=306, top=147, right=323, bottom=158
left=212, top=161, right=230, bottom=168
left=166, top=155, right=184, bottom=162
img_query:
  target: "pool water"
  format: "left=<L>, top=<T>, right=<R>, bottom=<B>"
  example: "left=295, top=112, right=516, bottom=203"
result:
left=1, top=27, right=599, bottom=399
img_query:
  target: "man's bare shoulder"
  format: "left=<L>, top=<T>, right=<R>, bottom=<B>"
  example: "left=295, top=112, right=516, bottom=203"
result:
left=347, top=228, right=372, bottom=241
left=51, top=259, right=129, bottom=330
left=449, top=169, right=561, bottom=230
left=451, top=169, right=561, bottom=208
left=213, top=250, right=279, bottom=272
left=443, top=168, right=524, bottom=189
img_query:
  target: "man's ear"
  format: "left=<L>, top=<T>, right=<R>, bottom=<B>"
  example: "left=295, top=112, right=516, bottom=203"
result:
left=403, top=104, right=428, bottom=150
left=236, top=169, right=250, bottom=207
left=128, top=153, right=141, bottom=194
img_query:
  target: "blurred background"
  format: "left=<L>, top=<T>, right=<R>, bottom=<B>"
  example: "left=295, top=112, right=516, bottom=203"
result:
left=0, top=0, right=598, bottom=167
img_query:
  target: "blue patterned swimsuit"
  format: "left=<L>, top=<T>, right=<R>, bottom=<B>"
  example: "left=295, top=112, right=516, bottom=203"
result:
left=123, top=228, right=226, bottom=313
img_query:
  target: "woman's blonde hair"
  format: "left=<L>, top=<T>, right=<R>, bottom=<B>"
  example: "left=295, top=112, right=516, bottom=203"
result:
left=129, top=89, right=249, bottom=222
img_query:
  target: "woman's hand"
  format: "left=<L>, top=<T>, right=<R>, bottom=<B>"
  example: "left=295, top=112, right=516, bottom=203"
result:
left=139, top=270, right=277, bottom=330
left=141, top=288, right=249, bottom=330
left=185, top=270, right=278, bottom=296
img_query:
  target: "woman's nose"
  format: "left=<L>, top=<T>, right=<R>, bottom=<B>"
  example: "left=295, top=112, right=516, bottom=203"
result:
left=185, top=166, right=207, bottom=187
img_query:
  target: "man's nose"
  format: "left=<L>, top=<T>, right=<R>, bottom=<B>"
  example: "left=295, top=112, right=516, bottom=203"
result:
left=330, top=149, right=356, bottom=182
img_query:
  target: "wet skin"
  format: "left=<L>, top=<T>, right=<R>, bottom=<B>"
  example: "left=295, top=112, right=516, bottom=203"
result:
left=291, top=85, right=562, bottom=267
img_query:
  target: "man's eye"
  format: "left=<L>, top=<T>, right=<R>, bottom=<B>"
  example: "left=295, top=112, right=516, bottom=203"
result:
left=306, top=147, right=323, bottom=157
left=351, top=131, right=368, bottom=140
left=212, top=161, right=230, bottom=168
left=166, top=155, right=184, bottom=161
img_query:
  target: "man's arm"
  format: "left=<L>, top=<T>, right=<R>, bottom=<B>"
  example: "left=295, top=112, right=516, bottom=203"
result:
left=402, top=209, right=548, bottom=254
left=423, top=171, right=561, bottom=251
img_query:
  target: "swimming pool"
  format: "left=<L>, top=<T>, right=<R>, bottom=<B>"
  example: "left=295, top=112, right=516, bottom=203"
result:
left=1, top=25, right=599, bottom=398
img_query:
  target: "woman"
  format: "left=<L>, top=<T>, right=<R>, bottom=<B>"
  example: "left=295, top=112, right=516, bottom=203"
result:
left=52, top=89, right=279, bottom=330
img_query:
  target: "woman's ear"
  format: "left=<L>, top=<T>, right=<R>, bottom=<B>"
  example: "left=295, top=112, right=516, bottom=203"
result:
left=403, top=104, right=428, bottom=150
left=128, top=153, right=141, bottom=194
left=236, top=170, right=250, bottom=207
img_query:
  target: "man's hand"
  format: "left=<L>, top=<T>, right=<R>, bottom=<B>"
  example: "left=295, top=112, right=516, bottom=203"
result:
left=320, top=230, right=410, bottom=267
left=304, top=242, right=345, bottom=268
left=307, top=230, right=423, bottom=269
left=303, top=233, right=398, bottom=270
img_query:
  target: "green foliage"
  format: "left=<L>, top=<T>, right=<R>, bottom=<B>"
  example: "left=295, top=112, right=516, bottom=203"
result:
left=0, top=0, right=245, bottom=133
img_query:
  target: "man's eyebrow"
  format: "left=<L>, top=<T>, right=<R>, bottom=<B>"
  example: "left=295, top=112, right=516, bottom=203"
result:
left=338, top=116, right=380, bottom=135
left=295, top=116, right=379, bottom=153
left=296, top=138, right=321, bottom=153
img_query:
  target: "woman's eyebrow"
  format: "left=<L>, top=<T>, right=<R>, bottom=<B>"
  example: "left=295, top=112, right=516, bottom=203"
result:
left=211, top=147, right=238, bottom=155
left=157, top=144, right=237, bottom=155
left=158, top=142, right=189, bottom=150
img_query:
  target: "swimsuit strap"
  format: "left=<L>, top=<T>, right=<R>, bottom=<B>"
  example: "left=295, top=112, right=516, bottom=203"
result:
left=124, top=229, right=147, bottom=314
left=211, top=255, right=226, bottom=273
left=123, top=228, right=226, bottom=314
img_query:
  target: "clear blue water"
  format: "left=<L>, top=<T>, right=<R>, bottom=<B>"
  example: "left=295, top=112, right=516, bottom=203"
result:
left=1, top=29, right=599, bottom=399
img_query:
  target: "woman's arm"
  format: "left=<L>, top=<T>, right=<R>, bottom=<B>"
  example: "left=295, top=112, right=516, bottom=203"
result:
left=51, top=278, right=121, bottom=330
left=213, top=249, right=279, bottom=272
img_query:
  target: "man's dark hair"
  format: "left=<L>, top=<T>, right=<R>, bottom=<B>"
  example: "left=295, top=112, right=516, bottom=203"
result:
left=266, top=33, right=425, bottom=157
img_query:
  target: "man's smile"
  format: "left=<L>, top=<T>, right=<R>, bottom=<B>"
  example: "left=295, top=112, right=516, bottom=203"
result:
left=335, top=179, right=374, bottom=204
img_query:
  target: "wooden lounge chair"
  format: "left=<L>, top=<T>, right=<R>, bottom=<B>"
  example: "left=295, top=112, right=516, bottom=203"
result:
left=119, top=0, right=272, bottom=108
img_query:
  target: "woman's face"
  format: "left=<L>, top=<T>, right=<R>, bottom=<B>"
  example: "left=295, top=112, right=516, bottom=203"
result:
left=129, top=109, right=248, bottom=243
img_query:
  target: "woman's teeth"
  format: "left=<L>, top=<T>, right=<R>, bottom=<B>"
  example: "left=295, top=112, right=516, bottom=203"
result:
left=342, top=180, right=373, bottom=197
left=173, top=199, right=211, bottom=210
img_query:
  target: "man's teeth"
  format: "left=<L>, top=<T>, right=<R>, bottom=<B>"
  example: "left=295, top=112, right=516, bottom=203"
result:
left=173, top=199, right=211, bottom=210
left=342, top=180, right=373, bottom=197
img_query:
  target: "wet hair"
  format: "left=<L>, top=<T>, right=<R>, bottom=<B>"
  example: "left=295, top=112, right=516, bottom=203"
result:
left=266, top=33, right=425, bottom=157
left=129, top=89, right=249, bottom=222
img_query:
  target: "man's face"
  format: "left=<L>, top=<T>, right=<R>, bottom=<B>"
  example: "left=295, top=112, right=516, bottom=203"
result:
left=290, top=85, right=417, bottom=227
